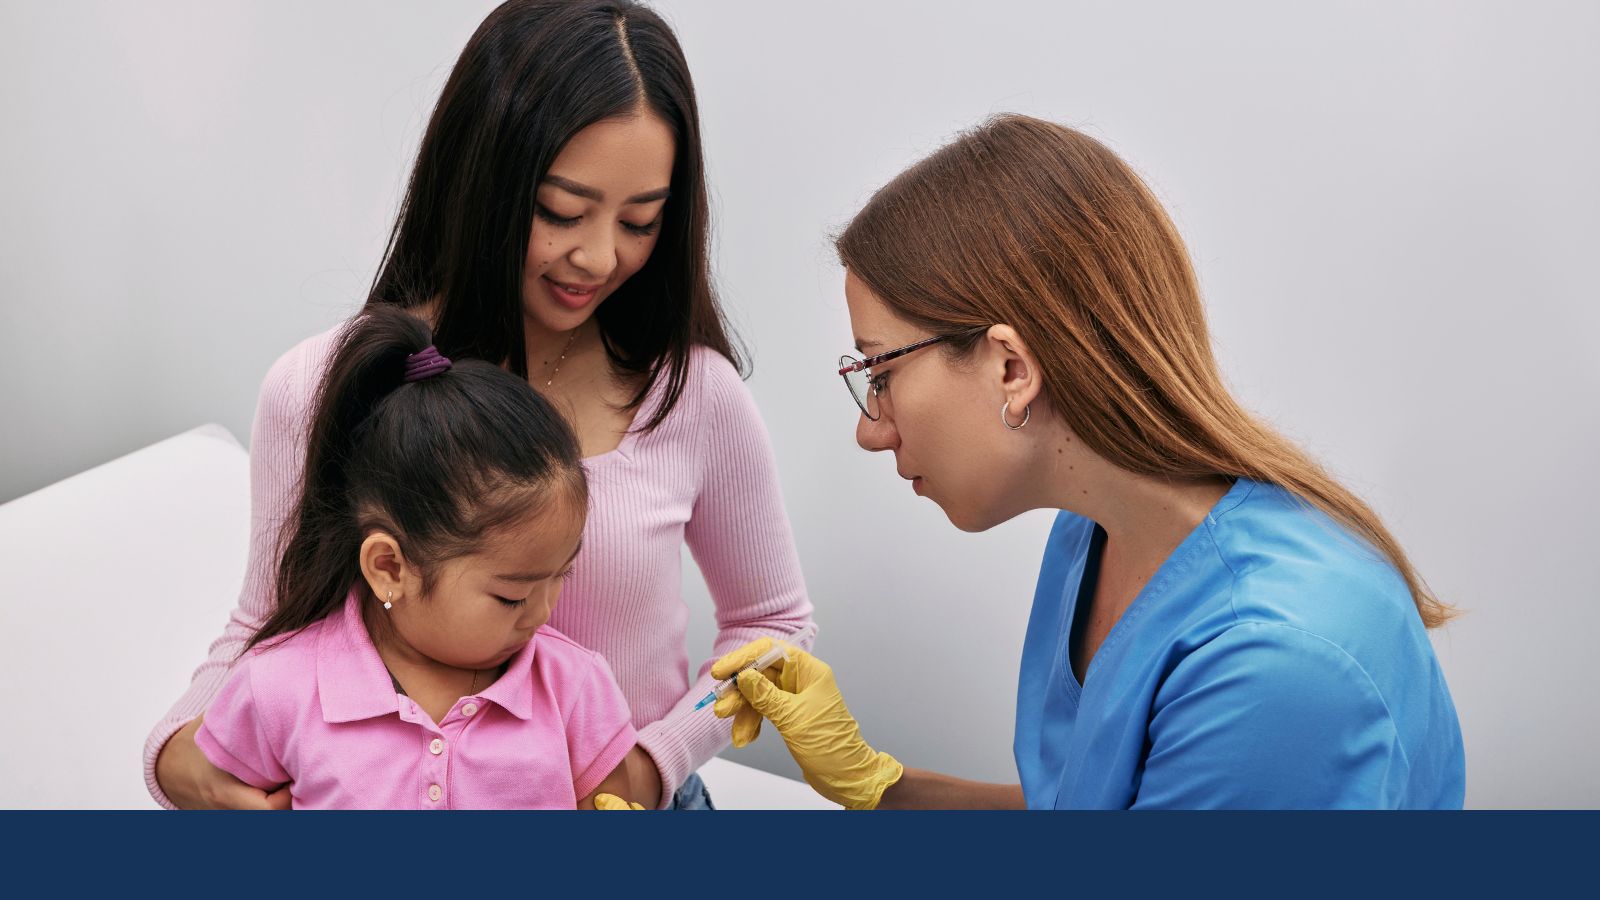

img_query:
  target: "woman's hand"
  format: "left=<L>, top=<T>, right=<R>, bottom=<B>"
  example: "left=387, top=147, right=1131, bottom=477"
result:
left=154, top=715, right=291, bottom=810
left=712, top=639, right=903, bottom=810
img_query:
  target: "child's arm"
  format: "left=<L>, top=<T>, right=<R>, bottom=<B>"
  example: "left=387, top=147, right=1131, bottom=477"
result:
left=565, top=650, right=642, bottom=809
left=577, top=759, right=643, bottom=810
left=193, top=653, right=292, bottom=797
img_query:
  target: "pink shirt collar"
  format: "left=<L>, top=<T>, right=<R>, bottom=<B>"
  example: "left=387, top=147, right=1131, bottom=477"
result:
left=316, top=589, right=538, bottom=723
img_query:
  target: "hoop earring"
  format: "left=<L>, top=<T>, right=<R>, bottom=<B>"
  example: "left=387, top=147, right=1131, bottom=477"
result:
left=384, top=590, right=394, bottom=611
left=1001, top=401, right=1030, bottom=431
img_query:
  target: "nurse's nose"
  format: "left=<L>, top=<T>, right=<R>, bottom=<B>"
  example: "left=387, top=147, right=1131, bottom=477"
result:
left=855, top=409, right=899, bottom=453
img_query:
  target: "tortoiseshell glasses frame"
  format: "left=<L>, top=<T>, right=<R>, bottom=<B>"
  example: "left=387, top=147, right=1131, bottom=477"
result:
left=836, top=327, right=989, bottom=421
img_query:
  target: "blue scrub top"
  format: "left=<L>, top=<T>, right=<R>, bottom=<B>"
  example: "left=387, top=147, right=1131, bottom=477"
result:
left=1014, top=478, right=1465, bottom=808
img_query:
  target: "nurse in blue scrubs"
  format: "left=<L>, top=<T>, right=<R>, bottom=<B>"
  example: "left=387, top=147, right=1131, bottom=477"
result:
left=711, top=115, right=1466, bottom=809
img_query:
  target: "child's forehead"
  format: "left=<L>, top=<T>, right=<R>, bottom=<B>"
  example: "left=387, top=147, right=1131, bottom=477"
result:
left=476, top=505, right=583, bottom=567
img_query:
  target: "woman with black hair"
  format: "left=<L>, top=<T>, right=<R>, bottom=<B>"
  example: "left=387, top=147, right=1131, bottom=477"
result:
left=147, top=0, right=812, bottom=810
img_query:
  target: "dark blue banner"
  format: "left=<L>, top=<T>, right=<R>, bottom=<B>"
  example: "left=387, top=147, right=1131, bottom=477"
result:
left=0, top=811, right=1592, bottom=894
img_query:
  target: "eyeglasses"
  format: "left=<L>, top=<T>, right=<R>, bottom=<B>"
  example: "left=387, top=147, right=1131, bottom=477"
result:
left=837, top=327, right=987, bottom=421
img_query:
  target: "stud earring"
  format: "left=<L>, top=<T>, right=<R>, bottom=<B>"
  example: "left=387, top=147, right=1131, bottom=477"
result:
left=384, top=590, right=394, bottom=611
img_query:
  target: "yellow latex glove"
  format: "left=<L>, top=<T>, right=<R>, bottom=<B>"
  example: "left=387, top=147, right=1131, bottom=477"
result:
left=593, top=793, right=645, bottom=810
left=711, top=638, right=903, bottom=810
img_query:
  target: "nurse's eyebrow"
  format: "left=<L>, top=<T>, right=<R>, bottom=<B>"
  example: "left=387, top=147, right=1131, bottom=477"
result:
left=543, top=175, right=670, bottom=205
left=854, top=338, right=882, bottom=353
left=494, top=540, right=583, bottom=582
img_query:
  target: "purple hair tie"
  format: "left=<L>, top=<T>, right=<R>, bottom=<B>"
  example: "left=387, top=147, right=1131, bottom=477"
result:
left=403, top=345, right=452, bottom=382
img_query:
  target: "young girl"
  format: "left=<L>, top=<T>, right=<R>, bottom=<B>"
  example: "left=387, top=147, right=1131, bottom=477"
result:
left=195, top=307, right=640, bottom=809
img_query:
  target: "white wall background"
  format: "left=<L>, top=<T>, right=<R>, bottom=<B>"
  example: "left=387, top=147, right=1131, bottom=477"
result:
left=2, top=0, right=1596, bottom=808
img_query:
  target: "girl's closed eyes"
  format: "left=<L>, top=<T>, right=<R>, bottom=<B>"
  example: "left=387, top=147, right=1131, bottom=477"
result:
left=494, top=567, right=576, bottom=607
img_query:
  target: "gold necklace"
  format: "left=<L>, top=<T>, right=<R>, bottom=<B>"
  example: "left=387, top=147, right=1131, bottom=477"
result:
left=385, top=665, right=485, bottom=698
left=543, top=325, right=583, bottom=388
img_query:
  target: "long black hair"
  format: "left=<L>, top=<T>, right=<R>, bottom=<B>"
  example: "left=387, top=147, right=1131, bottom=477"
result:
left=248, top=306, right=587, bottom=651
left=366, top=0, right=741, bottom=432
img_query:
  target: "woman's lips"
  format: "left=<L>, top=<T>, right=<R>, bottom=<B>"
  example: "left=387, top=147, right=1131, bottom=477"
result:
left=545, top=276, right=601, bottom=311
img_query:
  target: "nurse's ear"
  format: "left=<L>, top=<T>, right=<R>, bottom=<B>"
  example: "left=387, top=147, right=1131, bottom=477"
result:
left=983, top=324, right=1046, bottom=428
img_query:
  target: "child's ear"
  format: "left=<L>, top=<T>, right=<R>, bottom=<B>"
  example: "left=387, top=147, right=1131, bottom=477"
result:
left=359, top=531, right=416, bottom=604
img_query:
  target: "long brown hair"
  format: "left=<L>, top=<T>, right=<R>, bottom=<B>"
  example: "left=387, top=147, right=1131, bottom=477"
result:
left=837, top=114, right=1452, bottom=629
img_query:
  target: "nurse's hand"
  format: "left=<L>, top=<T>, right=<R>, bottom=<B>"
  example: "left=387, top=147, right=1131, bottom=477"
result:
left=155, top=715, right=292, bottom=810
left=593, top=794, right=646, bottom=810
left=712, top=639, right=903, bottom=810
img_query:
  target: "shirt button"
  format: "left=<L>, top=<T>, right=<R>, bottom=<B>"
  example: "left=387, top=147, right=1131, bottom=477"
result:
left=428, top=784, right=442, bottom=802
left=429, top=738, right=444, bottom=755
left=462, top=703, right=478, bottom=717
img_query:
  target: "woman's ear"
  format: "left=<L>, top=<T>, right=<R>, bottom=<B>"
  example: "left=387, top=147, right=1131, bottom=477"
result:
left=985, top=324, right=1045, bottom=414
left=360, top=532, right=414, bottom=606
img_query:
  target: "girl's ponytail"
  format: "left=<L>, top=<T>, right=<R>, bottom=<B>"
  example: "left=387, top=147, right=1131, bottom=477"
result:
left=250, top=306, right=584, bottom=651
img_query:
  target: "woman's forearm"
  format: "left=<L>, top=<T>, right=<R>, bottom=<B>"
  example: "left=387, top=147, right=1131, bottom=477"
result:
left=148, top=340, right=321, bottom=807
left=876, top=767, right=1025, bottom=810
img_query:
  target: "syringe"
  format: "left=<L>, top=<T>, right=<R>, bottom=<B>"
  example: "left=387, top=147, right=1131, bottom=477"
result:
left=692, top=625, right=814, bottom=712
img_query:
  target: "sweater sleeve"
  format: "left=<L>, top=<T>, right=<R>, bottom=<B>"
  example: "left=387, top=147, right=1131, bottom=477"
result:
left=633, top=350, right=815, bottom=806
left=141, top=333, right=327, bottom=808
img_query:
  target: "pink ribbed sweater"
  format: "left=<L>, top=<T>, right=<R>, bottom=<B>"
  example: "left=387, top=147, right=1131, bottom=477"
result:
left=143, top=324, right=814, bottom=808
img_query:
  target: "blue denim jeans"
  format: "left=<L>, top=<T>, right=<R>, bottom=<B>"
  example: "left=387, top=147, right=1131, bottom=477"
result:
left=670, top=771, right=715, bottom=810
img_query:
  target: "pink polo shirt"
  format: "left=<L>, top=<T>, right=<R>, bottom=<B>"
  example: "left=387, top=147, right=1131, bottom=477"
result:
left=196, top=591, right=637, bottom=809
